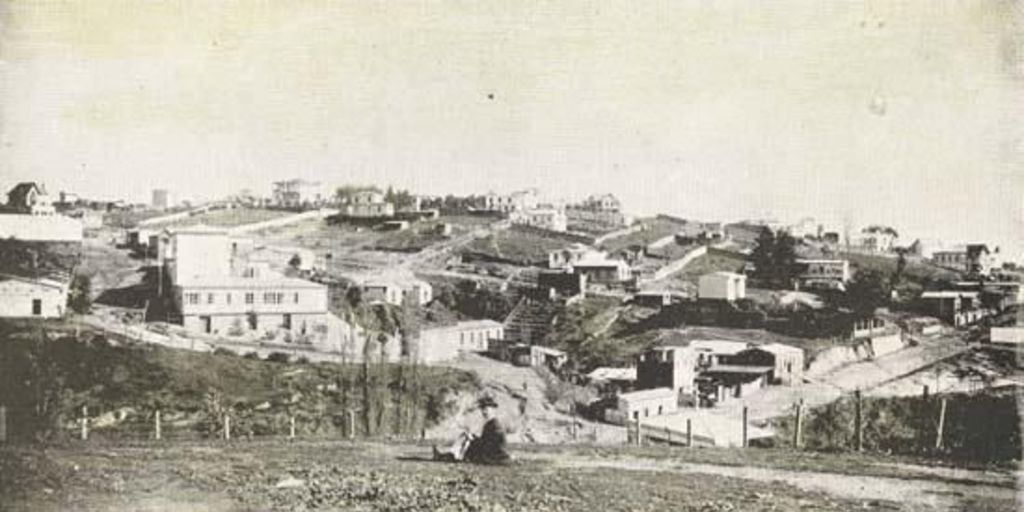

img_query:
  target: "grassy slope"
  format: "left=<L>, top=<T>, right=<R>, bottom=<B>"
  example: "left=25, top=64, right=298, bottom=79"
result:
left=0, top=240, right=81, bottom=279
left=0, top=322, right=478, bottom=442
left=599, top=217, right=685, bottom=252
left=466, top=229, right=570, bottom=264
left=159, top=208, right=291, bottom=228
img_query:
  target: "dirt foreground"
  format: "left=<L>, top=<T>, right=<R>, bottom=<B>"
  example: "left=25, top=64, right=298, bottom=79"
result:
left=2, top=440, right=1017, bottom=511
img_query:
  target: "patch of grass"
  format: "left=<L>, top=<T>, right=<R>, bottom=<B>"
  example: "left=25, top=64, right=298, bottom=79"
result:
left=162, top=208, right=291, bottom=228
left=465, top=230, right=570, bottom=265
left=599, top=217, right=685, bottom=252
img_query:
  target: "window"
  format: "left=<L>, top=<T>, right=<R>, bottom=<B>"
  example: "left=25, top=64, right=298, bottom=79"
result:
left=245, top=293, right=254, bottom=305
left=207, top=293, right=215, bottom=304
left=186, top=293, right=200, bottom=305
left=32, top=299, right=42, bottom=316
left=294, top=293, right=300, bottom=304
left=226, top=294, right=232, bottom=305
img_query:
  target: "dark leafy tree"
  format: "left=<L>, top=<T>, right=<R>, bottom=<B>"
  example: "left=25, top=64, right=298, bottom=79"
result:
left=751, top=227, right=776, bottom=282
left=772, top=230, right=798, bottom=287
left=843, top=268, right=890, bottom=314
left=67, top=274, right=92, bottom=314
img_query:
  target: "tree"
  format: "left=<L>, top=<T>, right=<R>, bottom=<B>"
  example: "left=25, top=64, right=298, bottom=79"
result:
left=893, top=249, right=908, bottom=286
left=843, top=269, right=890, bottom=314
left=772, top=230, right=798, bottom=287
left=751, top=227, right=776, bottom=283
left=288, top=254, right=302, bottom=269
left=67, top=274, right=92, bottom=314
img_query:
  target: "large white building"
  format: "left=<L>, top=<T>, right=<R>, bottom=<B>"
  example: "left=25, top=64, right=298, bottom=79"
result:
left=796, top=259, right=850, bottom=290
left=511, top=208, right=568, bottom=232
left=165, top=225, right=328, bottom=335
left=345, top=190, right=395, bottom=218
left=483, top=188, right=538, bottom=213
left=272, top=179, right=331, bottom=209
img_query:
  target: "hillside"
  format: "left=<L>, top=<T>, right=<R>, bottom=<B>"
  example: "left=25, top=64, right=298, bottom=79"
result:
left=0, top=321, right=478, bottom=442
left=465, top=228, right=571, bottom=265
left=0, top=239, right=81, bottom=279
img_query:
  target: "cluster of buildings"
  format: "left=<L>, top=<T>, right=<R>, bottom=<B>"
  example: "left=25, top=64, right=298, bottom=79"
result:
left=0, top=182, right=83, bottom=319
left=602, top=334, right=807, bottom=424
left=477, top=189, right=629, bottom=233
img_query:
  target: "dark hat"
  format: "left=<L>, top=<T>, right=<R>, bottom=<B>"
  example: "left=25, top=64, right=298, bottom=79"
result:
left=476, top=395, right=498, bottom=409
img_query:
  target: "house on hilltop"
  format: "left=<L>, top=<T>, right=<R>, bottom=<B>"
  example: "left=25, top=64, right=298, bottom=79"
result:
left=6, top=182, right=55, bottom=216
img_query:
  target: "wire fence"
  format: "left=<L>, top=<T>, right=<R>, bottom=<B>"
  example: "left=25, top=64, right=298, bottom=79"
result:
left=1, top=383, right=1018, bottom=465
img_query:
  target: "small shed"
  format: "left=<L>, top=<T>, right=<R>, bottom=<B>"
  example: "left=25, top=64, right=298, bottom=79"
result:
left=604, top=387, right=677, bottom=425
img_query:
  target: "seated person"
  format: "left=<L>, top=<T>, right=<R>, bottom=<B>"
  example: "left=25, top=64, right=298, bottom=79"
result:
left=433, top=395, right=510, bottom=464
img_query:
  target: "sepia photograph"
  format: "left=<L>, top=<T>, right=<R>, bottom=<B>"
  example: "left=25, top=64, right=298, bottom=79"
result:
left=0, top=1, right=1022, bottom=510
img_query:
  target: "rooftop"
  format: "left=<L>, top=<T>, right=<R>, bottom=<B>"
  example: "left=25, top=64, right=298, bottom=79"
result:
left=920, top=291, right=980, bottom=299
left=587, top=367, right=637, bottom=381
left=175, top=275, right=325, bottom=290
left=751, top=342, right=804, bottom=356
left=703, top=364, right=774, bottom=375
left=689, top=339, right=750, bottom=355
left=703, top=271, right=745, bottom=279
left=618, top=387, right=675, bottom=402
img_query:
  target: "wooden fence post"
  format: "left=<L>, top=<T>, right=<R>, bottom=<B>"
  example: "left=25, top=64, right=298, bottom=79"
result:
left=0, top=405, right=7, bottom=443
left=922, top=385, right=929, bottom=400
left=635, top=418, right=643, bottom=447
left=793, top=400, right=804, bottom=449
left=686, top=418, right=693, bottom=448
left=741, top=406, right=748, bottom=448
left=935, top=398, right=947, bottom=450
left=80, top=406, right=89, bottom=441
left=855, top=389, right=863, bottom=452
left=289, top=416, right=296, bottom=440
left=223, top=414, right=231, bottom=441
left=154, top=410, right=162, bottom=441
left=347, top=410, right=355, bottom=440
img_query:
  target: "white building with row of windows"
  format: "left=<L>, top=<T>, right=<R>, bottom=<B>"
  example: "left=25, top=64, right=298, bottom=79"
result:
left=165, top=224, right=328, bottom=335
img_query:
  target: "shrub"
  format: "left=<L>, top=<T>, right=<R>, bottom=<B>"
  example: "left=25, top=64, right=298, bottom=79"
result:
left=266, top=352, right=291, bottom=363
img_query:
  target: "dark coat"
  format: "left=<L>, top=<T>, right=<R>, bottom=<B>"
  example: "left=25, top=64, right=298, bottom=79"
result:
left=465, top=417, right=510, bottom=464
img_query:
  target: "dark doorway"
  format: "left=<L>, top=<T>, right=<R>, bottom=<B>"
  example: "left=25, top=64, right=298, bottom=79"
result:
left=31, top=299, right=42, bottom=316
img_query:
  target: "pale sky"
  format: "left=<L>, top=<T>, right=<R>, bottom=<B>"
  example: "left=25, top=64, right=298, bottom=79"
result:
left=1, top=1, right=1021, bottom=256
